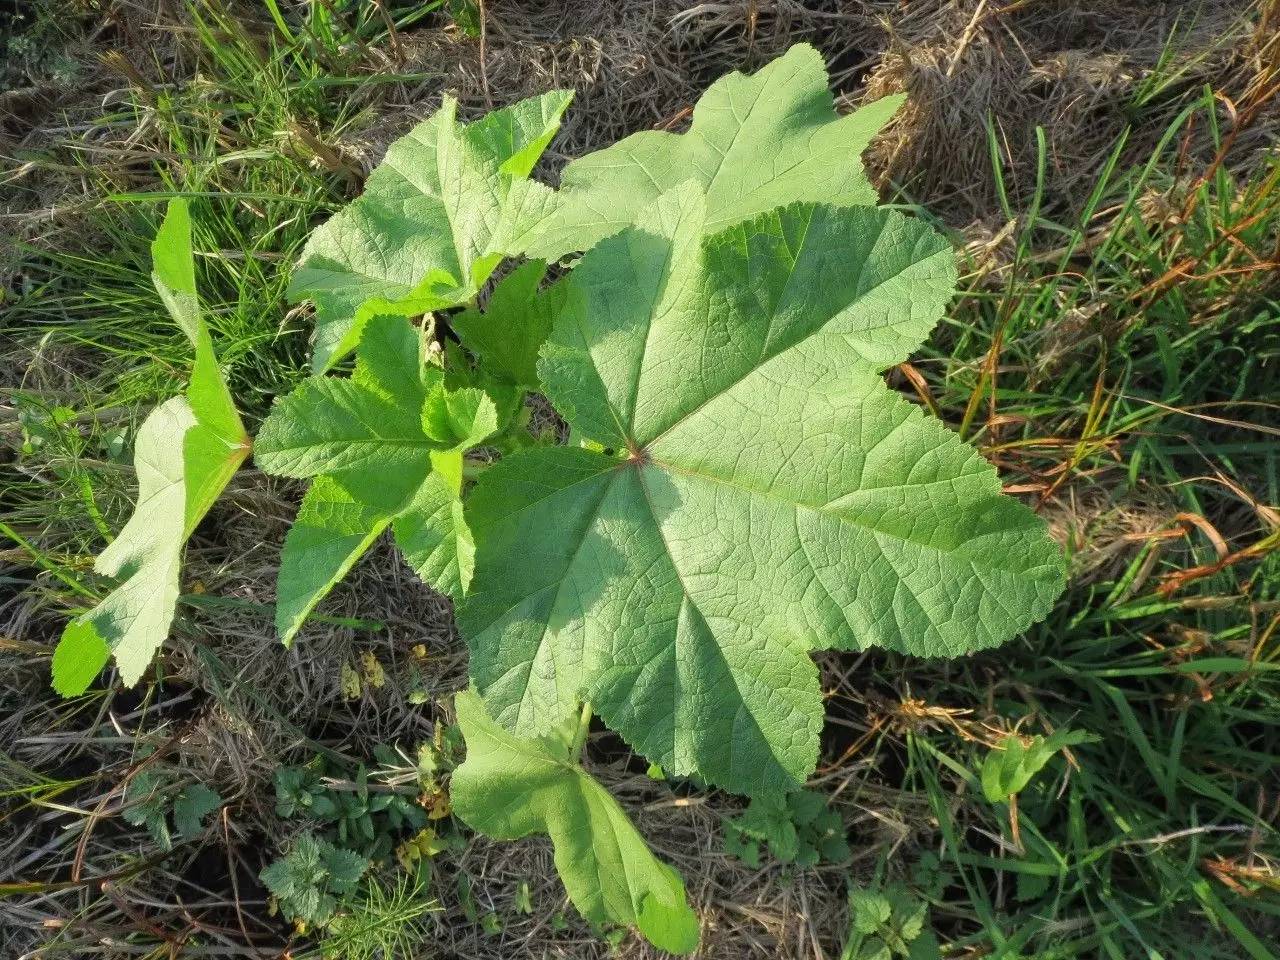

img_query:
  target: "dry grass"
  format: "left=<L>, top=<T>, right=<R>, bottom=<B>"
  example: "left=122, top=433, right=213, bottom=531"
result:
left=349, top=0, right=1276, bottom=224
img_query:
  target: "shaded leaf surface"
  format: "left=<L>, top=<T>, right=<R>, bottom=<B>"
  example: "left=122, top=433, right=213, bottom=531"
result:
left=392, top=460, right=475, bottom=600
left=173, top=784, right=223, bottom=838
left=453, top=260, right=566, bottom=389
left=274, top=475, right=392, bottom=644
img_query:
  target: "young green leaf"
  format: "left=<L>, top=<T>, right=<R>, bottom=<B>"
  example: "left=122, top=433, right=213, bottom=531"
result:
left=270, top=317, right=435, bottom=642
left=729, top=795, right=799, bottom=863
left=172, top=783, right=223, bottom=838
left=724, top=789, right=849, bottom=867
left=52, top=199, right=250, bottom=695
left=156, top=200, right=248, bottom=523
left=321, top=844, right=368, bottom=893
left=518, top=43, right=904, bottom=261
left=980, top=728, right=1096, bottom=804
left=289, top=91, right=573, bottom=371
left=51, top=621, right=110, bottom=698
left=253, top=376, right=436, bottom=481
left=843, top=884, right=932, bottom=960
left=460, top=184, right=1066, bottom=797
left=275, top=475, right=393, bottom=644
left=850, top=889, right=893, bottom=934
left=451, top=691, right=700, bottom=954
left=350, top=315, right=429, bottom=403
left=421, top=385, right=498, bottom=451
left=123, top=771, right=173, bottom=849
left=261, top=832, right=369, bottom=927
left=150, top=197, right=200, bottom=343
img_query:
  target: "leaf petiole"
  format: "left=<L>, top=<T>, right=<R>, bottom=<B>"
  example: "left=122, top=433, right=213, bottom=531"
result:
left=571, top=700, right=593, bottom=761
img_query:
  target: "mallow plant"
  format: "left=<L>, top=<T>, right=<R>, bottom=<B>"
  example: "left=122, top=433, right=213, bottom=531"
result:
left=54, top=45, right=1065, bottom=953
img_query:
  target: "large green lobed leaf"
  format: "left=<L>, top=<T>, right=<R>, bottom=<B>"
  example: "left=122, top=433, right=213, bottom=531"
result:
left=517, top=43, right=904, bottom=262
left=460, top=184, right=1066, bottom=797
left=451, top=690, right=700, bottom=954
left=289, top=92, right=572, bottom=372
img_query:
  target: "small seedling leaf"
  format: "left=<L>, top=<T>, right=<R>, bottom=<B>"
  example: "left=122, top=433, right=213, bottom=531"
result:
left=173, top=784, right=223, bottom=838
left=981, top=728, right=1096, bottom=804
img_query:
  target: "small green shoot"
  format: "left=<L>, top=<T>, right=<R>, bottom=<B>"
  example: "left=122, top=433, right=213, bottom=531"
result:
left=980, top=728, right=1097, bottom=805
left=317, top=871, right=437, bottom=960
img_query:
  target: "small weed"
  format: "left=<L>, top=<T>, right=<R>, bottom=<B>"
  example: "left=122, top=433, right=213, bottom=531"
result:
left=273, top=748, right=429, bottom=862
left=723, top=789, right=852, bottom=869
left=313, top=869, right=437, bottom=960
left=842, top=883, right=933, bottom=960
left=122, top=768, right=223, bottom=850
left=261, top=831, right=368, bottom=930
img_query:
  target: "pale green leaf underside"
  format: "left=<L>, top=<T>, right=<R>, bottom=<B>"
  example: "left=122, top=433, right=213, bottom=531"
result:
left=153, top=198, right=250, bottom=530
left=151, top=197, right=201, bottom=344
left=460, top=187, right=1066, bottom=796
left=53, top=200, right=249, bottom=695
left=289, top=91, right=572, bottom=372
left=56, top=399, right=192, bottom=689
left=451, top=691, right=699, bottom=954
left=517, top=43, right=904, bottom=262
